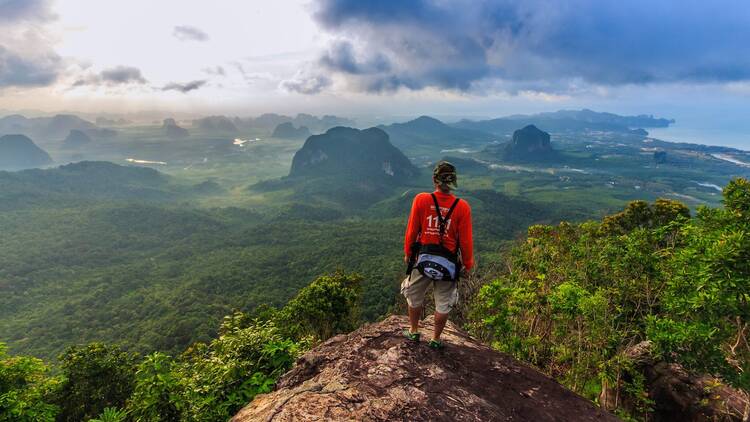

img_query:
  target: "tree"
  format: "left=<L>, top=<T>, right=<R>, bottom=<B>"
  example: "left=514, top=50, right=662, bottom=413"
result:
left=127, top=353, right=182, bottom=422
left=648, top=177, right=750, bottom=387
left=0, top=343, right=59, bottom=422
left=55, top=343, right=138, bottom=422
left=277, top=271, right=363, bottom=340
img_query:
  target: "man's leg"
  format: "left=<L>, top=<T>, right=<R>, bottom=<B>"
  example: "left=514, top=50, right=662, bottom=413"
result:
left=432, top=280, right=459, bottom=341
left=401, top=270, right=429, bottom=335
left=408, top=305, right=422, bottom=334
left=432, top=311, right=449, bottom=340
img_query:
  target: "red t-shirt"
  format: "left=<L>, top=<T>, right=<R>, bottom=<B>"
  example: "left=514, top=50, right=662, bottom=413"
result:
left=404, top=190, right=474, bottom=270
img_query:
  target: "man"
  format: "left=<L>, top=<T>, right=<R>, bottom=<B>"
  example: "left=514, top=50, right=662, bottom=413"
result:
left=402, top=161, right=474, bottom=349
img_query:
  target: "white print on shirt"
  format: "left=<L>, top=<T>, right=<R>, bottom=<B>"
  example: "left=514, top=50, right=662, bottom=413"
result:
left=425, top=205, right=453, bottom=237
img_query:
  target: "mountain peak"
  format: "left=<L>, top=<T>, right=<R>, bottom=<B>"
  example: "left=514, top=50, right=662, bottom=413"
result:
left=501, top=124, right=556, bottom=161
left=0, top=134, right=53, bottom=170
left=405, top=115, right=446, bottom=129
left=231, top=315, right=618, bottom=422
left=289, top=126, right=417, bottom=180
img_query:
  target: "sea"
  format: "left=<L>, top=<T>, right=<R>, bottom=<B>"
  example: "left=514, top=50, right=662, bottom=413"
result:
left=648, top=123, right=750, bottom=151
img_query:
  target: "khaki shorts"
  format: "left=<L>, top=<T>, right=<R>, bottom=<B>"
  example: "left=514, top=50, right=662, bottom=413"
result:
left=401, top=269, right=459, bottom=314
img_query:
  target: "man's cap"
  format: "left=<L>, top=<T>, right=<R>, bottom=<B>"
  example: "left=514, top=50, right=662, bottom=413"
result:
left=433, top=160, right=457, bottom=187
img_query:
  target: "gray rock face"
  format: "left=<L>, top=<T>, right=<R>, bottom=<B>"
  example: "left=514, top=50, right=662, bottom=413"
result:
left=231, top=315, right=620, bottom=422
left=0, top=134, right=52, bottom=170
left=507, top=125, right=552, bottom=154
left=289, top=127, right=418, bottom=181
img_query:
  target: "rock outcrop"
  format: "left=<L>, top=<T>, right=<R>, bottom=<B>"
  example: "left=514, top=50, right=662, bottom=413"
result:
left=289, top=127, right=418, bottom=181
left=600, top=341, right=749, bottom=422
left=232, top=315, right=619, bottom=421
left=502, top=124, right=557, bottom=161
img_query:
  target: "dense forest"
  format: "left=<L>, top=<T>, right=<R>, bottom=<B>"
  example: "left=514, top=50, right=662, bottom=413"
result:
left=470, top=178, right=750, bottom=419
left=3, top=178, right=747, bottom=421
left=0, top=162, right=563, bottom=360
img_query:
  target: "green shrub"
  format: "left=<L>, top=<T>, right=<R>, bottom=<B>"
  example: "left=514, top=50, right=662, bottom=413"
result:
left=470, top=178, right=750, bottom=419
left=0, top=343, right=59, bottom=422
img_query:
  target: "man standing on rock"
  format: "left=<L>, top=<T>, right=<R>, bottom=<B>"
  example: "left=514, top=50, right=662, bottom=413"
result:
left=402, top=161, right=474, bottom=349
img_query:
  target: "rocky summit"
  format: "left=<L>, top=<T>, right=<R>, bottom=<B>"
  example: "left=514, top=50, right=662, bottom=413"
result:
left=289, top=126, right=418, bottom=181
left=502, top=124, right=556, bottom=161
left=231, top=315, right=619, bottom=421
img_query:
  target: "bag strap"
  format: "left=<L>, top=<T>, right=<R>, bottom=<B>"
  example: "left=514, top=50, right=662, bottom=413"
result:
left=430, top=193, right=461, bottom=247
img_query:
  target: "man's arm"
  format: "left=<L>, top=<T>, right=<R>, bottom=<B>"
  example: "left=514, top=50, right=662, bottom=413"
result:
left=404, top=194, right=422, bottom=260
left=459, top=202, right=474, bottom=270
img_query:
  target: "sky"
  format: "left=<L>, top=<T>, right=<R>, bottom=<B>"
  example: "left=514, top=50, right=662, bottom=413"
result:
left=0, top=0, right=749, bottom=145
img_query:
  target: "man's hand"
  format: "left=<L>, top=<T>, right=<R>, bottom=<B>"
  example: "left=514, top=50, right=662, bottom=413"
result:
left=404, top=255, right=409, bottom=264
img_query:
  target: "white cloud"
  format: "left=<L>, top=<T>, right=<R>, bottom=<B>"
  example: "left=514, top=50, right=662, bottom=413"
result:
left=173, top=25, right=209, bottom=42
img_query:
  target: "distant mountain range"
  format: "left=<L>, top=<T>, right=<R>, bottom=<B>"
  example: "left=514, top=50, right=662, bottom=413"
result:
left=192, top=116, right=239, bottom=133
left=271, top=122, right=311, bottom=139
left=454, top=109, right=673, bottom=135
left=236, top=113, right=355, bottom=134
left=379, top=116, right=496, bottom=150
left=0, top=134, right=53, bottom=170
left=0, top=114, right=119, bottom=142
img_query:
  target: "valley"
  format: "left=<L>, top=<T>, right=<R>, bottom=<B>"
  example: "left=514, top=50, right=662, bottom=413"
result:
left=2, top=109, right=749, bottom=360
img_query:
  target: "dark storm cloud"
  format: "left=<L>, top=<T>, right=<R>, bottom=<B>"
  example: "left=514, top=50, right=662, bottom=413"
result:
left=0, top=46, right=60, bottom=87
left=173, top=25, right=210, bottom=42
left=302, top=0, right=750, bottom=93
left=319, top=40, right=391, bottom=75
left=161, top=80, right=207, bottom=92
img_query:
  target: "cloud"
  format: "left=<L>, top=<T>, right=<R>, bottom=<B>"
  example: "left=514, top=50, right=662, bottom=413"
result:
left=100, top=66, right=147, bottom=84
left=0, top=0, right=53, bottom=22
left=203, top=66, right=226, bottom=76
left=161, top=80, right=207, bottom=92
left=0, top=0, right=62, bottom=88
left=319, top=40, right=390, bottom=75
left=73, top=66, right=148, bottom=87
left=0, top=46, right=60, bottom=87
left=304, top=0, right=750, bottom=94
left=173, top=25, right=209, bottom=42
left=280, top=71, right=332, bottom=94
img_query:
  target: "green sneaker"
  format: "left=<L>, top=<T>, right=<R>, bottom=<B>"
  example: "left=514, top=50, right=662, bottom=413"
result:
left=403, top=329, right=421, bottom=342
left=428, top=339, right=445, bottom=350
